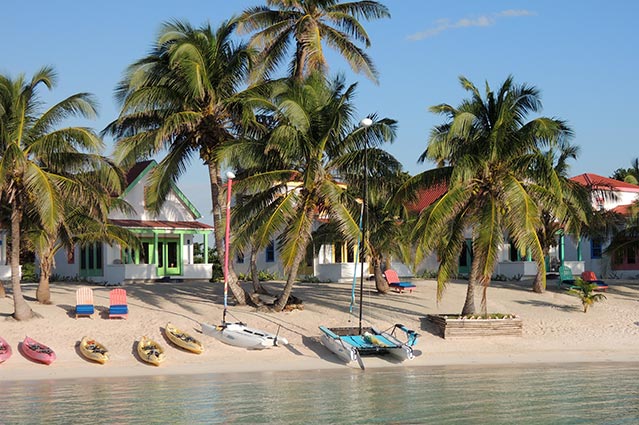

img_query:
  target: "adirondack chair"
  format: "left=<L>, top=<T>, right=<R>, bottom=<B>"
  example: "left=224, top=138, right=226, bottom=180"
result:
left=383, top=269, right=417, bottom=293
left=75, top=287, right=95, bottom=319
left=109, top=288, right=128, bottom=319
left=558, top=266, right=578, bottom=290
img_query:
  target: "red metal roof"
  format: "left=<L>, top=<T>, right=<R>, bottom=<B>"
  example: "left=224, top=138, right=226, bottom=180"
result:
left=125, top=160, right=154, bottom=186
left=407, top=183, right=448, bottom=213
left=571, top=173, right=639, bottom=193
left=110, top=219, right=213, bottom=230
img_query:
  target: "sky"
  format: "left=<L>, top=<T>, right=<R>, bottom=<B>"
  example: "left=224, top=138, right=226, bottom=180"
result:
left=2, top=0, right=638, bottom=225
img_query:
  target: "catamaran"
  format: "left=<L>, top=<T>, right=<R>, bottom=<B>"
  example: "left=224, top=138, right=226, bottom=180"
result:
left=201, top=171, right=287, bottom=349
left=318, top=118, right=419, bottom=368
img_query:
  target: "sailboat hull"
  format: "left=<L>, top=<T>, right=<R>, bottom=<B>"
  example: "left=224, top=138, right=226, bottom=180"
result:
left=201, top=322, right=287, bottom=350
left=319, top=325, right=417, bottom=364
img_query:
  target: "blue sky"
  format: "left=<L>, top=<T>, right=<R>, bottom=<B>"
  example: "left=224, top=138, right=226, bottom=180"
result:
left=2, top=1, right=638, bottom=225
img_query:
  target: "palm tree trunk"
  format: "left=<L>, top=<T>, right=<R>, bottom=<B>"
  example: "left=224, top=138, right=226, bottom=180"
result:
left=293, top=43, right=307, bottom=81
left=207, top=163, right=247, bottom=305
left=36, top=248, right=53, bottom=304
left=372, top=256, right=389, bottom=293
left=10, top=208, right=33, bottom=320
left=461, top=251, right=483, bottom=316
left=250, top=245, right=269, bottom=295
left=274, top=246, right=306, bottom=312
left=532, top=264, right=545, bottom=293
left=274, top=229, right=311, bottom=312
left=532, top=248, right=549, bottom=293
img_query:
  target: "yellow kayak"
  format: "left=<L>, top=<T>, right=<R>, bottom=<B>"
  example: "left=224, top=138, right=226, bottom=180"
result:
left=165, top=323, right=203, bottom=354
left=137, top=336, right=166, bottom=366
left=79, top=336, right=109, bottom=364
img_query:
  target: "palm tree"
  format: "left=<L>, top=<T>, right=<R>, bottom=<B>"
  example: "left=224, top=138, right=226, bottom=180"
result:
left=237, top=0, right=390, bottom=82
left=0, top=67, right=105, bottom=320
left=105, top=19, right=253, bottom=304
left=230, top=72, right=396, bottom=311
left=342, top=156, right=410, bottom=293
left=568, top=277, right=607, bottom=312
left=531, top=141, right=592, bottom=293
left=28, top=166, right=137, bottom=304
left=611, top=158, right=639, bottom=184
left=409, top=75, right=573, bottom=316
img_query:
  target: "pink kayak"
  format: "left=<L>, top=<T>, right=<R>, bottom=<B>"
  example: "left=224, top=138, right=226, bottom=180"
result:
left=22, top=336, right=56, bottom=365
left=0, top=336, right=11, bottom=363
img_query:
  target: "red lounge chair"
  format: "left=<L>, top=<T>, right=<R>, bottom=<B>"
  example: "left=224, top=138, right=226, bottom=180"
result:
left=109, top=288, right=129, bottom=319
left=581, top=271, right=608, bottom=292
left=383, top=269, right=416, bottom=293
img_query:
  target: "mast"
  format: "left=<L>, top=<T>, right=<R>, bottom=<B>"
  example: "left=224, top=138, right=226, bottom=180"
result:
left=222, top=171, right=235, bottom=325
left=358, top=117, right=372, bottom=335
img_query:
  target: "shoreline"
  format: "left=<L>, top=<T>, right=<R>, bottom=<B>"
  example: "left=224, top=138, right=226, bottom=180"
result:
left=2, top=278, right=639, bottom=382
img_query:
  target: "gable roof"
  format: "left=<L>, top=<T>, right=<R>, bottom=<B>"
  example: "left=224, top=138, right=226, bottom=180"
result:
left=121, top=160, right=203, bottom=219
left=571, top=173, right=639, bottom=193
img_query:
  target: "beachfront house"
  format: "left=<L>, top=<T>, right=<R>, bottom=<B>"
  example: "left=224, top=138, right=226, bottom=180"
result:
left=558, top=173, right=639, bottom=278
left=409, top=173, right=639, bottom=280
left=51, top=160, right=214, bottom=284
left=230, top=181, right=366, bottom=283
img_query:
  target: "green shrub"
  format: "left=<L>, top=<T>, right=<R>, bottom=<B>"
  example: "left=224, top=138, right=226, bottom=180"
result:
left=20, top=262, right=38, bottom=282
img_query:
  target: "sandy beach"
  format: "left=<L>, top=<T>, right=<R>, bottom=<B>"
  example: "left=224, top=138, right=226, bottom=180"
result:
left=1, top=277, right=638, bottom=381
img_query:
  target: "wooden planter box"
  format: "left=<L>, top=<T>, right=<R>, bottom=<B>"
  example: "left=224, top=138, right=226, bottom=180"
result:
left=426, top=314, right=522, bottom=339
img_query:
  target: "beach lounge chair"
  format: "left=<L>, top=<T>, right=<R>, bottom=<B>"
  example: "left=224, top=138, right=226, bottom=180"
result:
left=75, top=286, right=95, bottom=319
left=109, top=288, right=128, bottom=319
left=383, top=269, right=416, bottom=293
left=581, top=271, right=609, bottom=292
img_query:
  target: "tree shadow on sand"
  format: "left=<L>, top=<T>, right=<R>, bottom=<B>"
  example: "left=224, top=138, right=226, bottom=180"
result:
left=516, top=299, right=580, bottom=312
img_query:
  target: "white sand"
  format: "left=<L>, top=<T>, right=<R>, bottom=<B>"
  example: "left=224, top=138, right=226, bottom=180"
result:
left=1, top=278, right=638, bottom=381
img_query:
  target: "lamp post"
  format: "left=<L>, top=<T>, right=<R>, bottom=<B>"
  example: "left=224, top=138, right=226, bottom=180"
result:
left=222, top=170, right=235, bottom=324
left=358, top=117, right=372, bottom=335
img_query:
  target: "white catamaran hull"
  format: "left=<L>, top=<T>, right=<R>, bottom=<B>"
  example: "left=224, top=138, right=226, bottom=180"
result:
left=319, top=332, right=359, bottom=363
left=201, top=322, right=287, bottom=350
left=319, top=325, right=417, bottom=365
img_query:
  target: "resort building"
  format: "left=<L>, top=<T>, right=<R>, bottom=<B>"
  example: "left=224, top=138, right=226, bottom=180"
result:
left=410, top=173, right=639, bottom=280
left=50, top=160, right=214, bottom=284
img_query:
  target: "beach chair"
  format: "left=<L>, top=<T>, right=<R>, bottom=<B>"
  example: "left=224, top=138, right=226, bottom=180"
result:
left=558, top=266, right=578, bottom=290
left=75, top=286, right=95, bottom=319
left=109, top=288, right=128, bottom=319
left=383, top=269, right=416, bottom=293
left=581, top=271, right=609, bottom=292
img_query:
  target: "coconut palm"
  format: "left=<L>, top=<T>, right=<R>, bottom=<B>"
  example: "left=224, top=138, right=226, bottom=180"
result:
left=104, top=19, right=253, bottom=304
left=0, top=67, right=105, bottom=320
left=230, top=72, right=396, bottom=311
left=27, top=165, right=137, bottom=304
left=611, top=158, right=639, bottom=184
left=409, top=75, right=573, bottom=316
left=568, top=277, right=607, bottom=312
left=237, top=0, right=390, bottom=82
left=530, top=140, right=592, bottom=293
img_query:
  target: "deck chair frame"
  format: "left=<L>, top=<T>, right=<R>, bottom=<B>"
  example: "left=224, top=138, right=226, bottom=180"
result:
left=109, top=288, right=129, bottom=319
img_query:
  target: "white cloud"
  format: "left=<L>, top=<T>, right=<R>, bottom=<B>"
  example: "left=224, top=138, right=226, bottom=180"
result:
left=407, top=9, right=537, bottom=41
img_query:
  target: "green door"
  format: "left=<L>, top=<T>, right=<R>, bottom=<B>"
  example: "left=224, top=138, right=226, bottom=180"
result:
left=157, top=239, right=181, bottom=276
left=79, top=243, right=103, bottom=277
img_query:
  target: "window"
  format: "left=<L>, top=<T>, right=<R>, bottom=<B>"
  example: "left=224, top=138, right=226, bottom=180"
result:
left=591, top=240, right=603, bottom=259
left=266, top=241, right=275, bottom=263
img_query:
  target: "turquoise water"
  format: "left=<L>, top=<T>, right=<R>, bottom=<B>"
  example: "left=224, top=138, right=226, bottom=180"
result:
left=1, top=363, right=638, bottom=424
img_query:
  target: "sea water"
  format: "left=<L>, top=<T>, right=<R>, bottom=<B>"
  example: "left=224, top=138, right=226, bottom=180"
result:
left=1, top=363, right=638, bottom=424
